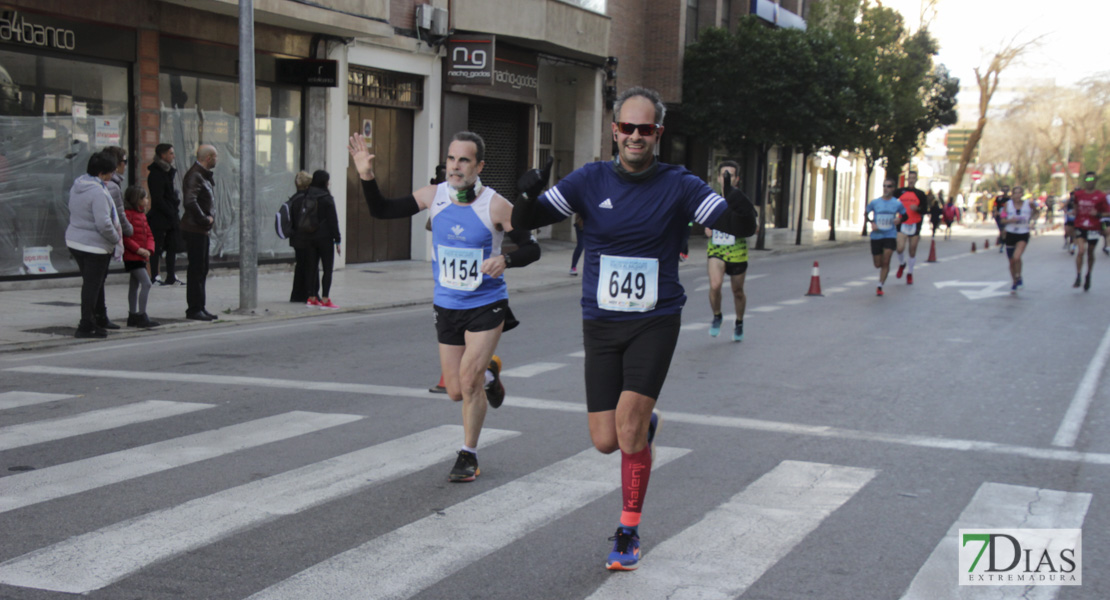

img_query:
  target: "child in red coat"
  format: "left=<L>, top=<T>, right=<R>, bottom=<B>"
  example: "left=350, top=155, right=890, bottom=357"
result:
left=123, top=187, right=160, bottom=328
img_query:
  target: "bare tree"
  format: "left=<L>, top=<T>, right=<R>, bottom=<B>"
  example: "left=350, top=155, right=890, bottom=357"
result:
left=948, top=35, right=1044, bottom=198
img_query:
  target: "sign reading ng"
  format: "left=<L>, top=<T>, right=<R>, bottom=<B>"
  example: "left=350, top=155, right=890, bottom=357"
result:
left=446, top=35, right=494, bottom=85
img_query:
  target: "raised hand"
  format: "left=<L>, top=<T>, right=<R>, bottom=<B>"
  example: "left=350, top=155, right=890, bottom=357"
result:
left=347, top=133, right=376, bottom=181
left=516, top=155, right=554, bottom=200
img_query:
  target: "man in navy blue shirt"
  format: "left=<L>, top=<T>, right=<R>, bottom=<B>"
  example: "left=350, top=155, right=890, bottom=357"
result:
left=513, top=87, right=757, bottom=571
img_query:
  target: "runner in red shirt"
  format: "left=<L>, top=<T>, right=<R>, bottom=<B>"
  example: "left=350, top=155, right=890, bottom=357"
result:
left=1072, top=172, right=1110, bottom=291
left=894, top=170, right=928, bottom=284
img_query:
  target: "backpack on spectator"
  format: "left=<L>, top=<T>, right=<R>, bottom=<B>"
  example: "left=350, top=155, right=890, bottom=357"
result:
left=297, top=193, right=319, bottom=234
left=275, top=197, right=295, bottom=239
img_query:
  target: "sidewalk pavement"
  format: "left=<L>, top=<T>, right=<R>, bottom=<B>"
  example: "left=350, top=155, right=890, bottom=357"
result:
left=5, top=222, right=1023, bottom=354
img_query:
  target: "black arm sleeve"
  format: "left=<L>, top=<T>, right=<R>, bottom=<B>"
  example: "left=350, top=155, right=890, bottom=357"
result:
left=708, top=187, right=758, bottom=237
left=361, top=179, right=420, bottom=220
left=511, top=193, right=563, bottom=231
left=504, top=228, right=541, bottom=268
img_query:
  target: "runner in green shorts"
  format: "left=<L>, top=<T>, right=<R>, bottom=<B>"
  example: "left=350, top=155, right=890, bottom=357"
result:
left=705, top=161, right=754, bottom=342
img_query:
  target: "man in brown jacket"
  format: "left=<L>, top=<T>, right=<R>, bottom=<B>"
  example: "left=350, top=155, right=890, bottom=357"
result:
left=181, top=145, right=219, bottom=321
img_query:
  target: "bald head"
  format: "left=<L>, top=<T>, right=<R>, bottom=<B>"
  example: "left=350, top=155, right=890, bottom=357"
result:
left=196, top=145, right=218, bottom=169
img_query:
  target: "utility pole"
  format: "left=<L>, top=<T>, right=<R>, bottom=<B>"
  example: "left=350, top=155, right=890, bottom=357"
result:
left=238, top=0, right=257, bottom=310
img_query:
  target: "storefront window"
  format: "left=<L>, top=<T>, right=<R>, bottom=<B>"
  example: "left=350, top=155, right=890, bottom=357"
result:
left=159, top=72, right=302, bottom=261
left=0, top=49, right=128, bottom=276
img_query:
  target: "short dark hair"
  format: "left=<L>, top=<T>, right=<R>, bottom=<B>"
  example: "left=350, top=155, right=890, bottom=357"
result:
left=1086, top=171, right=1097, bottom=178
left=310, top=169, right=330, bottom=189
left=86, top=150, right=117, bottom=176
left=717, top=160, right=740, bottom=175
left=123, top=186, right=148, bottom=211
left=104, top=146, right=127, bottom=164
left=451, top=131, right=485, bottom=163
left=155, top=143, right=174, bottom=159
left=907, top=170, right=917, bottom=176
left=613, top=86, right=666, bottom=124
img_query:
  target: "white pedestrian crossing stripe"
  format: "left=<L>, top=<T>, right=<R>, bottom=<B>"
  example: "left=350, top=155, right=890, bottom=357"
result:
left=0, top=411, right=363, bottom=514
left=586, top=460, right=875, bottom=600
left=0, top=425, right=519, bottom=594
left=499, top=362, right=567, bottom=378
left=0, top=400, right=212, bottom=452
left=0, top=391, right=74, bottom=410
left=244, top=446, right=691, bottom=600
left=900, top=482, right=1092, bottom=600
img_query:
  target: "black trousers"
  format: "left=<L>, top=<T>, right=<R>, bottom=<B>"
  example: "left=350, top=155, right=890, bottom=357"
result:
left=150, top=226, right=179, bottom=282
left=183, top=231, right=210, bottom=314
left=305, top=239, right=335, bottom=299
left=290, top=246, right=308, bottom=302
left=70, top=249, right=111, bottom=327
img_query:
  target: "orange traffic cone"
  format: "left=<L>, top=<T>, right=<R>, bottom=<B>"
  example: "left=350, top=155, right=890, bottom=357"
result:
left=805, top=261, right=823, bottom=296
left=926, top=239, right=938, bottom=263
left=971, top=242, right=977, bottom=253
left=984, top=239, right=990, bottom=249
left=429, top=373, right=447, bottom=394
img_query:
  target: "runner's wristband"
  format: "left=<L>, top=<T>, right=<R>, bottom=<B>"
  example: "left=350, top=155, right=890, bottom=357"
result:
left=503, top=228, right=540, bottom=268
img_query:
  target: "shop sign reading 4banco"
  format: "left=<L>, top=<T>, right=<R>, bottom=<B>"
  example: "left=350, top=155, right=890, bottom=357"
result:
left=0, top=9, right=76, bottom=51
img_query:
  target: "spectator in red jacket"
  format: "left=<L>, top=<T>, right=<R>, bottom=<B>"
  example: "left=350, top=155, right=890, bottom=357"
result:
left=122, top=187, right=160, bottom=328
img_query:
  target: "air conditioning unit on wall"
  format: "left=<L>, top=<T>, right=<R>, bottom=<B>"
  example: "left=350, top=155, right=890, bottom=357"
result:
left=415, top=5, right=449, bottom=37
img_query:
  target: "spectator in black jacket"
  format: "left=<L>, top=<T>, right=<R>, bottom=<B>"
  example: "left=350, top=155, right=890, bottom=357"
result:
left=146, top=143, right=183, bottom=286
left=293, top=170, right=342, bottom=309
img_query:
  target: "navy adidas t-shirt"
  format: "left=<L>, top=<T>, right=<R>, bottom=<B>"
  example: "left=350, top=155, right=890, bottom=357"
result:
left=539, top=161, right=727, bottom=321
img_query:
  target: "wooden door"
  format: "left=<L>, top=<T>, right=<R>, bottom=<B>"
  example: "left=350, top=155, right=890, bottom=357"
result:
left=346, top=105, right=414, bottom=263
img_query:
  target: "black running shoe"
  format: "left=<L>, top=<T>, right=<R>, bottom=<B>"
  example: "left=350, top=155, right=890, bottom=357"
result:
left=485, top=355, right=505, bottom=409
left=1074, top=274, right=1082, bottom=288
left=1084, top=273, right=1091, bottom=292
left=448, top=450, right=479, bottom=482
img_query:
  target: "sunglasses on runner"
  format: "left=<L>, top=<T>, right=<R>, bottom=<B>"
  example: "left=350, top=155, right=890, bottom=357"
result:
left=1086, top=176, right=1096, bottom=181
left=616, top=122, right=661, bottom=136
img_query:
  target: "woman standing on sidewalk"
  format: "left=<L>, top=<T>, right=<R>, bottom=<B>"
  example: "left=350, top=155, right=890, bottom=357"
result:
left=65, top=151, right=122, bottom=338
left=294, top=170, right=342, bottom=309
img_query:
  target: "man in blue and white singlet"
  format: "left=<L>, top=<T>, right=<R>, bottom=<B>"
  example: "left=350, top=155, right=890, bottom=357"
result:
left=866, top=178, right=907, bottom=297
left=512, top=87, right=757, bottom=572
left=348, top=131, right=540, bottom=483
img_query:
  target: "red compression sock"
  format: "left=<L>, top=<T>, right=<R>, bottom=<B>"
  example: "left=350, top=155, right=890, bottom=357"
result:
left=620, top=445, right=652, bottom=528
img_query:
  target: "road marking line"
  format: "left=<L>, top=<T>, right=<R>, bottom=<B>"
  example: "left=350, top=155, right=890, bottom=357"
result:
left=749, top=306, right=782, bottom=312
left=0, top=411, right=363, bottom=514
left=0, top=391, right=73, bottom=410
left=567, top=350, right=586, bottom=358
left=0, top=425, right=519, bottom=594
left=0, top=400, right=212, bottom=452
left=778, top=299, right=807, bottom=306
left=16, top=366, right=1110, bottom=467
left=1053, top=320, right=1110, bottom=447
left=499, top=362, right=566, bottom=378
left=844, top=280, right=870, bottom=287
left=243, top=446, right=690, bottom=600
left=824, top=287, right=848, bottom=293
left=586, top=461, right=875, bottom=600
left=900, top=483, right=1091, bottom=600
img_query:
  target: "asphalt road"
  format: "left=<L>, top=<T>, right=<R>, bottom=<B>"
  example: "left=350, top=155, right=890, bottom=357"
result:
left=1, top=230, right=1107, bottom=600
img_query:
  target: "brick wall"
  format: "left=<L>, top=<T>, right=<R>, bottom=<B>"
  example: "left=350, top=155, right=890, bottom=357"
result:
left=136, top=29, right=160, bottom=188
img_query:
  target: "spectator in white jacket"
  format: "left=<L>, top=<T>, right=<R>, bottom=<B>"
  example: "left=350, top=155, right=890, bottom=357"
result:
left=65, top=150, right=122, bottom=338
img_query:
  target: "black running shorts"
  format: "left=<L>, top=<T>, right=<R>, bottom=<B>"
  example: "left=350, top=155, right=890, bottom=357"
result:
left=433, top=299, right=511, bottom=346
left=582, top=313, right=682, bottom=413
left=708, top=256, right=749, bottom=276
left=870, top=237, right=897, bottom=256
left=1004, top=232, right=1030, bottom=247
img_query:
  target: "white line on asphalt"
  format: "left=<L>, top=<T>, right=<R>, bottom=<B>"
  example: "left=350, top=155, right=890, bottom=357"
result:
left=844, top=280, right=870, bottom=287
left=14, top=366, right=1110, bottom=467
left=0, top=306, right=428, bottom=363
left=900, top=482, right=1091, bottom=600
left=1053, top=319, right=1110, bottom=447
left=499, top=362, right=566, bottom=378
left=243, top=446, right=690, bottom=600
left=0, top=391, right=73, bottom=410
left=586, top=461, right=875, bottom=600
left=749, top=306, right=782, bottom=312
left=824, top=287, right=848, bottom=293
left=0, top=411, right=363, bottom=514
left=0, top=400, right=212, bottom=452
left=0, top=426, right=519, bottom=594
left=778, top=298, right=808, bottom=306
left=567, top=350, right=586, bottom=358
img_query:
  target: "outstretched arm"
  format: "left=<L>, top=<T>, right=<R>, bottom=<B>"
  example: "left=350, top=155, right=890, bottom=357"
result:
left=348, top=133, right=435, bottom=218
left=511, top=156, right=562, bottom=230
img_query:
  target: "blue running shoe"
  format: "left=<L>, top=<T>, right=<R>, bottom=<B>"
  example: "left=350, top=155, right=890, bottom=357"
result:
left=709, top=314, right=723, bottom=337
left=1017, top=277, right=1024, bottom=289
left=732, top=321, right=744, bottom=342
left=606, top=527, right=641, bottom=571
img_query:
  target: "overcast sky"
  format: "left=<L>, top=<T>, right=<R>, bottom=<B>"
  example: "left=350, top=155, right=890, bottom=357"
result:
left=881, top=0, right=1107, bottom=87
